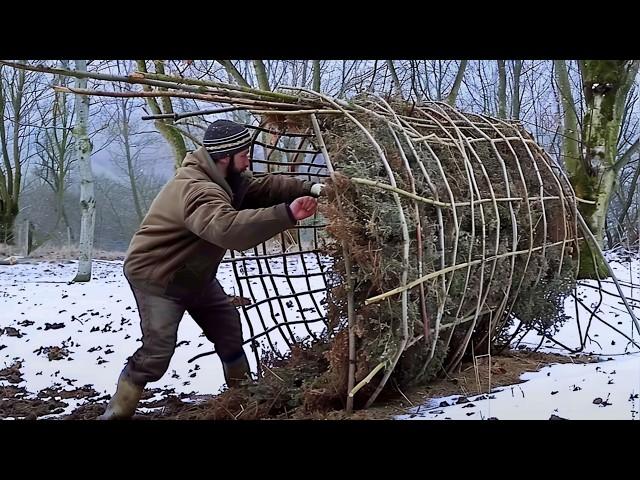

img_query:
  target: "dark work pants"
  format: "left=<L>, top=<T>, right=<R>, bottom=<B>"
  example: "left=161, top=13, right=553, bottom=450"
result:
left=121, top=278, right=245, bottom=387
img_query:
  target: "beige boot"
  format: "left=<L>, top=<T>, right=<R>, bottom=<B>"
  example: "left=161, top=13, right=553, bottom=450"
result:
left=98, top=376, right=144, bottom=420
left=223, top=352, right=251, bottom=388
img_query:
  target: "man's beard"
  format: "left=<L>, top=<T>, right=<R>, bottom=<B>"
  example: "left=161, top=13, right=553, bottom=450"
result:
left=226, top=163, right=244, bottom=191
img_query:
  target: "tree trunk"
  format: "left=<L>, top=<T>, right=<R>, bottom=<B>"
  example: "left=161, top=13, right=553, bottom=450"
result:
left=497, top=60, right=507, bottom=118
left=252, top=60, right=270, bottom=91
left=0, top=209, right=17, bottom=244
left=446, top=60, right=468, bottom=106
left=72, top=60, right=95, bottom=282
left=0, top=65, right=24, bottom=245
left=554, top=60, right=598, bottom=276
left=436, top=60, right=443, bottom=101
left=312, top=60, right=321, bottom=92
left=563, top=60, right=639, bottom=278
left=511, top=60, right=523, bottom=119
left=119, top=100, right=144, bottom=223
left=136, top=60, right=186, bottom=169
left=217, top=60, right=252, bottom=88
left=616, top=153, right=640, bottom=234
left=386, top=60, right=403, bottom=100
left=554, top=61, right=581, bottom=170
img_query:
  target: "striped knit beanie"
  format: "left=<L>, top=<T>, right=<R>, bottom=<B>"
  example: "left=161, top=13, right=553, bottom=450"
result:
left=203, top=119, right=252, bottom=160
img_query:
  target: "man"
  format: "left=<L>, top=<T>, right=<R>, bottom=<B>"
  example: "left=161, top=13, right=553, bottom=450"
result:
left=99, top=119, right=324, bottom=420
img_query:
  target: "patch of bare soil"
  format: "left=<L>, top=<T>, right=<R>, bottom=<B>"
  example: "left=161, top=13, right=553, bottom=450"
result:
left=0, top=361, right=25, bottom=384
left=64, top=402, right=106, bottom=420
left=0, top=398, right=69, bottom=419
left=0, top=385, right=28, bottom=398
left=316, top=350, right=596, bottom=419
left=37, top=386, right=99, bottom=400
left=0, top=361, right=101, bottom=419
left=33, top=345, right=71, bottom=361
left=62, top=387, right=181, bottom=420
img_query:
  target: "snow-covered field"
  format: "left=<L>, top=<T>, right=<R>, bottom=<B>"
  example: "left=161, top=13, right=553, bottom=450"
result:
left=397, top=250, right=640, bottom=420
left=3, top=250, right=640, bottom=419
left=0, top=254, right=328, bottom=418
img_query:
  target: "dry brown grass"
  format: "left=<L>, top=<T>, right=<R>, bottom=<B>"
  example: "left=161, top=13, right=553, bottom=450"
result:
left=0, top=243, right=125, bottom=261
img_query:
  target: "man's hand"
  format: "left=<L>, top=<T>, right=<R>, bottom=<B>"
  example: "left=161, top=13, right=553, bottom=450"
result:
left=310, top=183, right=325, bottom=197
left=289, top=196, right=317, bottom=221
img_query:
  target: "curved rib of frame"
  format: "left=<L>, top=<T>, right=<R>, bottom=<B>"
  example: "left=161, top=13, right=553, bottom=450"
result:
left=301, top=91, right=411, bottom=409
left=310, top=113, right=358, bottom=413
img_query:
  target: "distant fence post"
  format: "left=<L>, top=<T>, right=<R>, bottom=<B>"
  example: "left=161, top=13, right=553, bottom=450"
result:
left=21, top=220, right=33, bottom=256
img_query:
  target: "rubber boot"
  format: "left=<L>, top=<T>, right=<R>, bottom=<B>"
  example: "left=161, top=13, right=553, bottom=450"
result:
left=222, top=352, right=251, bottom=388
left=98, top=375, right=144, bottom=420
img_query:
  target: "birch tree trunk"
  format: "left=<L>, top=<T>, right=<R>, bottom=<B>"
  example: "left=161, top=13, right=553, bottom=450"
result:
left=72, top=59, right=95, bottom=282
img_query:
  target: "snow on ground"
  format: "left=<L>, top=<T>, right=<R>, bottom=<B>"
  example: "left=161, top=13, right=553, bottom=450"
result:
left=4, top=249, right=640, bottom=420
left=0, top=254, right=329, bottom=418
left=397, top=250, right=640, bottom=420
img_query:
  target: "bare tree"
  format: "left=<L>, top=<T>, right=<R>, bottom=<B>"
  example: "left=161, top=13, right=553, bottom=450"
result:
left=0, top=61, right=47, bottom=244
left=511, top=60, right=523, bottom=119
left=136, top=60, right=187, bottom=168
left=554, top=60, right=581, bottom=170
left=109, top=94, right=158, bottom=223
left=386, top=60, right=404, bottom=100
left=33, top=60, right=76, bottom=240
left=556, top=60, right=640, bottom=277
left=216, top=60, right=289, bottom=167
left=312, top=60, right=321, bottom=92
left=445, top=60, right=468, bottom=106
left=72, top=60, right=95, bottom=282
left=497, top=60, right=507, bottom=118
